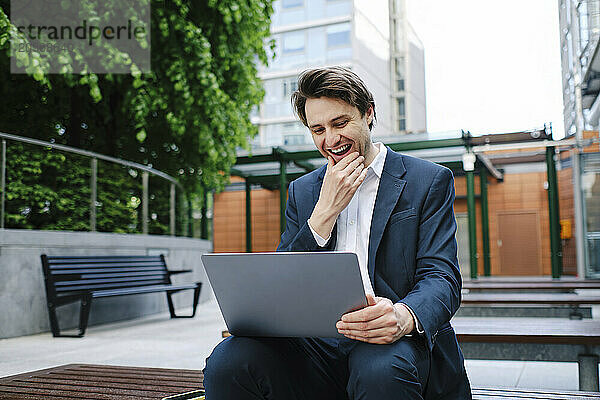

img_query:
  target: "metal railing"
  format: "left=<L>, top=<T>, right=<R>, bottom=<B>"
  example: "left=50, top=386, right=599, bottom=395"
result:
left=0, top=131, right=183, bottom=236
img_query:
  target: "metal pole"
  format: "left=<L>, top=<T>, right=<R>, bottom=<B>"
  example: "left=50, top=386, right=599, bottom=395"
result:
left=546, top=147, right=563, bottom=278
left=573, top=150, right=587, bottom=278
left=279, top=159, right=287, bottom=234
left=0, top=140, right=6, bottom=229
left=170, top=183, right=176, bottom=236
left=245, top=179, right=252, bottom=253
left=466, top=170, right=478, bottom=279
left=187, top=197, right=193, bottom=238
left=479, top=167, right=491, bottom=276
left=201, top=189, right=208, bottom=240
left=142, top=171, right=149, bottom=234
left=90, top=158, right=97, bottom=232
left=572, top=6, right=587, bottom=278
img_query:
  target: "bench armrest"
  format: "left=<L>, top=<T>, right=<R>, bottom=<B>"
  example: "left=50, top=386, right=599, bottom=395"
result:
left=166, top=269, right=193, bottom=275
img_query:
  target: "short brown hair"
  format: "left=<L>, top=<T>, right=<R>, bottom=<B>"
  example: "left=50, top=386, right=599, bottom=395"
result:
left=291, top=66, right=377, bottom=130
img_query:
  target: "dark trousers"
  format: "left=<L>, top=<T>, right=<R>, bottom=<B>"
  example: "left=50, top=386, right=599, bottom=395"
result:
left=203, top=335, right=430, bottom=400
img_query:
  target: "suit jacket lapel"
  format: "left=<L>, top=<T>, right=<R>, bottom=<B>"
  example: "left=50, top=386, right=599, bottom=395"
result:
left=368, top=148, right=407, bottom=283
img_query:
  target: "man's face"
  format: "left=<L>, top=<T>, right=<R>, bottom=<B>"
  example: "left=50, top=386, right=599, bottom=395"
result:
left=305, top=97, right=373, bottom=165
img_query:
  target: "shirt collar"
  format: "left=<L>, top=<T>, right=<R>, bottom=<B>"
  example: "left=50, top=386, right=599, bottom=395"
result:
left=368, top=142, right=386, bottom=179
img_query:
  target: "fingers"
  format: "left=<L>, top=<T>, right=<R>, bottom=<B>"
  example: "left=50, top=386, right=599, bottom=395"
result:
left=341, top=334, right=398, bottom=345
left=366, top=293, right=377, bottom=306
left=341, top=298, right=391, bottom=323
left=338, top=325, right=395, bottom=339
left=337, top=312, right=395, bottom=332
left=335, top=151, right=360, bottom=169
left=347, top=162, right=365, bottom=182
left=342, top=154, right=365, bottom=174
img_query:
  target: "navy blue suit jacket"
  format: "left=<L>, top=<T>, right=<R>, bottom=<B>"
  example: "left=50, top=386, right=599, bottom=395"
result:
left=277, top=147, right=471, bottom=398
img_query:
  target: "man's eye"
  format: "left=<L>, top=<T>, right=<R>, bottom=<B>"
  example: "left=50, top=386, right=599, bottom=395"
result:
left=312, top=128, right=324, bottom=134
left=335, top=121, right=348, bottom=128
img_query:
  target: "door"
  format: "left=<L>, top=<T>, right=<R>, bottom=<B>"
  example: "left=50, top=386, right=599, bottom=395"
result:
left=497, top=211, right=542, bottom=275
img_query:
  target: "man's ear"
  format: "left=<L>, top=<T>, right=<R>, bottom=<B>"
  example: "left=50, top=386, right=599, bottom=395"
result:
left=366, top=106, right=374, bottom=126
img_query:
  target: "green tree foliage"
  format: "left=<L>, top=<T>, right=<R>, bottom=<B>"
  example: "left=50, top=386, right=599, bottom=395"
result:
left=0, top=0, right=274, bottom=233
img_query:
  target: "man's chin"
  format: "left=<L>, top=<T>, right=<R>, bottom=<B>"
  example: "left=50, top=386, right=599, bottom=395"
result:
left=328, top=148, right=357, bottom=164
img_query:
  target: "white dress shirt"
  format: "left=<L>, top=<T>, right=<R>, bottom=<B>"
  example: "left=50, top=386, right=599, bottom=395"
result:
left=311, top=142, right=386, bottom=296
left=309, top=143, right=423, bottom=334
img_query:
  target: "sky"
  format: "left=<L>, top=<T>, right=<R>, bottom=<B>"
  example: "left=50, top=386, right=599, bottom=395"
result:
left=406, top=0, right=565, bottom=138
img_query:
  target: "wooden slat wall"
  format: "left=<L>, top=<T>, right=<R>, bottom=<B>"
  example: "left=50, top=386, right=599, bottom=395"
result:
left=214, top=177, right=282, bottom=253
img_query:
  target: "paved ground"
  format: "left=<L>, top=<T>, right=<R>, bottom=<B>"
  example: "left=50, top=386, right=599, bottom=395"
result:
left=0, top=298, right=584, bottom=391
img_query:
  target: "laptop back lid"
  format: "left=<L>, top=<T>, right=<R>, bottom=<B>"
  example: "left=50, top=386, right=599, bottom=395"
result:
left=201, top=252, right=366, bottom=338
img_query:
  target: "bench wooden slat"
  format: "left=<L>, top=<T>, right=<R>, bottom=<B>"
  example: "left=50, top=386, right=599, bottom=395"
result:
left=49, top=260, right=162, bottom=270
left=91, top=284, right=199, bottom=298
left=463, top=281, right=600, bottom=291
left=55, top=275, right=167, bottom=287
left=462, top=293, right=600, bottom=305
left=472, top=387, right=600, bottom=399
left=50, top=268, right=166, bottom=275
left=453, top=317, right=600, bottom=344
left=55, top=280, right=168, bottom=293
left=47, top=256, right=164, bottom=262
left=18, top=377, right=199, bottom=394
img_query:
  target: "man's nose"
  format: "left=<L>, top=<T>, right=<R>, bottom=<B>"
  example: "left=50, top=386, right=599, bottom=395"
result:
left=324, top=129, right=340, bottom=148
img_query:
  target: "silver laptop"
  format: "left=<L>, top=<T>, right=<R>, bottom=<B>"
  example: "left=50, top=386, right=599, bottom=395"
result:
left=201, top=252, right=367, bottom=338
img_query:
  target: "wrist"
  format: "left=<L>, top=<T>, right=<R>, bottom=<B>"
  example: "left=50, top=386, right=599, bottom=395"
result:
left=394, top=303, right=416, bottom=334
left=309, top=204, right=337, bottom=239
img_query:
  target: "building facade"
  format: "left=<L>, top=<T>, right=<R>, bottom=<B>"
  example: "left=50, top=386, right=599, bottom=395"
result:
left=559, top=0, right=600, bottom=134
left=559, top=0, right=600, bottom=278
left=252, top=0, right=427, bottom=148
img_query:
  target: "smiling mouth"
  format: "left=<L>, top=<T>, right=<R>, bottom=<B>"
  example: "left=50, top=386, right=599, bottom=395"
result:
left=329, top=143, right=352, bottom=157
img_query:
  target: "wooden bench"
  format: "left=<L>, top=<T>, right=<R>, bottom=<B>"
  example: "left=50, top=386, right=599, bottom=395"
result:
left=41, top=255, right=202, bottom=337
left=460, top=292, right=600, bottom=319
left=453, top=317, right=600, bottom=392
left=1, top=364, right=598, bottom=399
left=0, top=364, right=205, bottom=399
left=463, top=280, right=600, bottom=292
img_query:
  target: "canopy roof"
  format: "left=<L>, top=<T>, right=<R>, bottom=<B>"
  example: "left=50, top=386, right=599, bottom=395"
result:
left=232, top=128, right=556, bottom=189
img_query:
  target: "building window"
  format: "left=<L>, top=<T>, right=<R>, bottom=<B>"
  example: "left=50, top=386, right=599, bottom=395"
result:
left=283, top=79, right=298, bottom=98
left=283, top=32, right=305, bottom=53
left=282, top=0, right=303, bottom=8
left=284, top=134, right=306, bottom=145
left=398, top=118, right=406, bottom=131
left=397, top=97, right=405, bottom=117
left=395, top=58, right=405, bottom=92
left=327, top=23, right=351, bottom=48
left=579, top=1, right=589, bottom=51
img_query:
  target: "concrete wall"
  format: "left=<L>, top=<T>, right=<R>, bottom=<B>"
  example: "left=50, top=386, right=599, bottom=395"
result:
left=0, top=229, right=212, bottom=339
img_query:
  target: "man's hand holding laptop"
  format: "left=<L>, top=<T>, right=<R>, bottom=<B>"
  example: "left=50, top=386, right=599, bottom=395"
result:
left=336, top=294, right=415, bottom=344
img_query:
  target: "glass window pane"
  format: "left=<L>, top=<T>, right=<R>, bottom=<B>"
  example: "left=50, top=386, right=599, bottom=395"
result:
left=283, top=32, right=305, bottom=53
left=327, top=23, right=351, bottom=48
left=397, top=79, right=404, bottom=91
left=398, top=118, right=406, bottom=131
left=397, top=97, right=405, bottom=116
left=579, top=1, right=589, bottom=51
left=282, top=0, right=303, bottom=8
left=583, top=153, right=600, bottom=277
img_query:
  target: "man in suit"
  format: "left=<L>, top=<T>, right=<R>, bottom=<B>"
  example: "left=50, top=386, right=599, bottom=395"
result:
left=203, top=67, right=471, bottom=399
